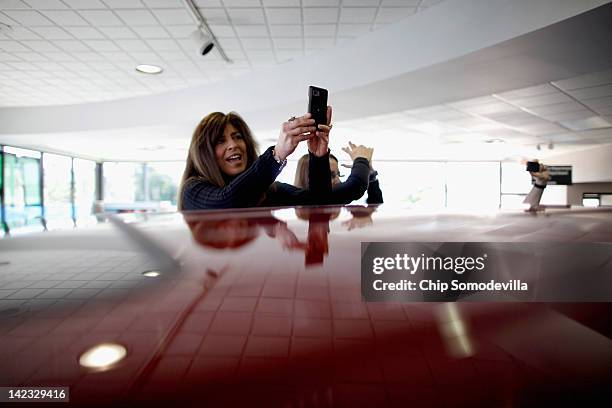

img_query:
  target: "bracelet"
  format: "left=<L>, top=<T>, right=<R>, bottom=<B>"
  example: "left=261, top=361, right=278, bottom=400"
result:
left=534, top=183, right=546, bottom=189
left=272, top=149, right=287, bottom=172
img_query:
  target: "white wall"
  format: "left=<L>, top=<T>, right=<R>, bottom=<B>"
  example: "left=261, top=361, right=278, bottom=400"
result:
left=546, top=142, right=612, bottom=183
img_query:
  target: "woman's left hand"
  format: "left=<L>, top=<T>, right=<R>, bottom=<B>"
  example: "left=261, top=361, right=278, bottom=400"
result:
left=308, top=106, right=332, bottom=157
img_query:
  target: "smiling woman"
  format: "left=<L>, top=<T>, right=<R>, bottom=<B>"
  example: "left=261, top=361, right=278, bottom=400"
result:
left=178, top=110, right=370, bottom=210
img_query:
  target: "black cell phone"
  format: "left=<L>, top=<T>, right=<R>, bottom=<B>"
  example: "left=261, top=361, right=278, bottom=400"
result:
left=526, top=161, right=540, bottom=172
left=308, top=86, right=328, bottom=128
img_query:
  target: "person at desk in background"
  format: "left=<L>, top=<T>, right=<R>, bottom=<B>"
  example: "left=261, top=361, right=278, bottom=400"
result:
left=523, top=159, right=551, bottom=211
left=294, top=142, right=383, bottom=204
left=178, top=108, right=370, bottom=210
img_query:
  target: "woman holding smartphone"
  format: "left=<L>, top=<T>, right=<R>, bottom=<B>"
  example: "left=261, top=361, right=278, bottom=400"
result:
left=178, top=107, right=370, bottom=210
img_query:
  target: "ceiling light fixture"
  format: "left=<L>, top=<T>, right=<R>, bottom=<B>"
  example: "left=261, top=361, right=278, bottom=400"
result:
left=190, top=25, right=214, bottom=57
left=182, top=0, right=231, bottom=63
left=135, top=64, right=163, bottom=74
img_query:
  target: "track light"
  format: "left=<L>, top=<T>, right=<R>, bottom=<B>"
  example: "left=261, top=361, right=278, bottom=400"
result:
left=190, top=27, right=214, bottom=57
left=182, top=0, right=231, bottom=62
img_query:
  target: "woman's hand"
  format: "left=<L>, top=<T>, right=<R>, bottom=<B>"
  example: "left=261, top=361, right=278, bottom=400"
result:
left=307, top=106, right=332, bottom=157
left=275, top=113, right=316, bottom=161
left=341, top=141, right=373, bottom=164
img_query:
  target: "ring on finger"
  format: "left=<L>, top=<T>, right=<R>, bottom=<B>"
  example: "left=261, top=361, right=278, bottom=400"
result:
left=288, top=116, right=296, bottom=122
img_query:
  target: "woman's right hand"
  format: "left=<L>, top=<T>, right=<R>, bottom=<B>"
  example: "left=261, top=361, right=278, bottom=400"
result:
left=341, top=141, right=374, bottom=164
left=274, top=113, right=316, bottom=161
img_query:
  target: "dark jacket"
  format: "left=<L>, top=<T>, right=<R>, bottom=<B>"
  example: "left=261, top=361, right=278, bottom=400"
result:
left=182, top=146, right=370, bottom=210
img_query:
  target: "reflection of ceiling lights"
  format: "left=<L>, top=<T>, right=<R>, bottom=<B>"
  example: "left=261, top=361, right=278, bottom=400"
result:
left=135, top=64, right=163, bottom=74
left=78, top=343, right=127, bottom=371
left=437, top=303, right=474, bottom=359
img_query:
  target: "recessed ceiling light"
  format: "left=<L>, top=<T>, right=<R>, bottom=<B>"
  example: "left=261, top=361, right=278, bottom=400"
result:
left=142, top=270, right=161, bottom=277
left=78, top=343, right=127, bottom=371
left=135, top=64, right=163, bottom=74
left=138, top=145, right=165, bottom=151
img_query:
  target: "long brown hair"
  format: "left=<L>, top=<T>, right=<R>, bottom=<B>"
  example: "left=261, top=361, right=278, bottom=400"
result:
left=178, top=112, right=259, bottom=210
left=293, top=154, right=310, bottom=188
left=294, top=153, right=338, bottom=189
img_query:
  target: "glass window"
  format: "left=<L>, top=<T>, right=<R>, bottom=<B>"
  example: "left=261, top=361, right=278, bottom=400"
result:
left=74, top=158, right=97, bottom=226
left=501, top=194, right=528, bottom=210
left=446, top=162, right=500, bottom=210
left=582, top=197, right=600, bottom=207
left=501, top=162, right=532, bottom=194
left=3, top=152, right=43, bottom=232
left=370, top=162, right=446, bottom=209
left=145, top=162, right=184, bottom=210
left=103, top=162, right=144, bottom=204
left=0, top=151, right=3, bottom=232
left=43, top=153, right=74, bottom=230
left=3, top=146, right=41, bottom=159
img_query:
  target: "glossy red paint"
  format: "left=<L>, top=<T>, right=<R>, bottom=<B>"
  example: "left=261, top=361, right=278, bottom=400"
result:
left=1, top=206, right=611, bottom=406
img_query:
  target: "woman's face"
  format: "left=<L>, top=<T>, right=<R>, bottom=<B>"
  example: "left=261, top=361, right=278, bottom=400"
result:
left=330, top=158, right=341, bottom=185
left=215, top=123, right=248, bottom=176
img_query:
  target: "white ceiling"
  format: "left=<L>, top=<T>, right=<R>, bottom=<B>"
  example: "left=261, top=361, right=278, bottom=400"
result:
left=0, top=0, right=440, bottom=106
left=1, top=0, right=611, bottom=162
left=5, top=69, right=611, bottom=162
left=260, top=69, right=612, bottom=162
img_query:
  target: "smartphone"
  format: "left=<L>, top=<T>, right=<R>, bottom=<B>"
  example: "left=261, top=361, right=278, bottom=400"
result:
left=526, top=161, right=540, bottom=172
left=308, top=86, right=328, bottom=128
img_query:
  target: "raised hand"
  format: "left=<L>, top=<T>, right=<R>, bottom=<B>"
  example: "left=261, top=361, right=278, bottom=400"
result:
left=274, top=113, right=316, bottom=161
left=341, top=141, right=373, bottom=165
left=307, top=106, right=332, bottom=157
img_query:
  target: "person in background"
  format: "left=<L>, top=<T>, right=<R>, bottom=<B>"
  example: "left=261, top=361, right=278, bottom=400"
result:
left=178, top=108, right=369, bottom=210
left=523, top=159, right=550, bottom=211
left=294, top=141, right=383, bottom=204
